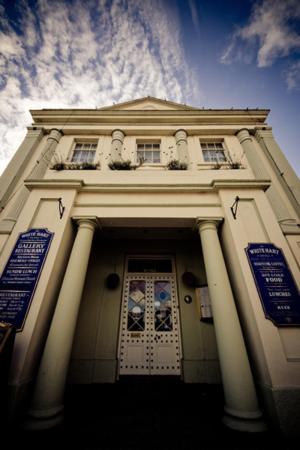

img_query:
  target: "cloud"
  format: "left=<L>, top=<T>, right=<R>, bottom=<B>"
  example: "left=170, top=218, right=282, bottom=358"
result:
left=286, top=60, right=300, bottom=90
left=220, top=0, right=300, bottom=84
left=188, top=0, right=200, bottom=35
left=0, top=0, right=198, bottom=173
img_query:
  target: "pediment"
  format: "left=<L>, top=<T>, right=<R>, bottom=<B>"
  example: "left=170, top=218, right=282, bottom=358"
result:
left=99, top=97, right=197, bottom=111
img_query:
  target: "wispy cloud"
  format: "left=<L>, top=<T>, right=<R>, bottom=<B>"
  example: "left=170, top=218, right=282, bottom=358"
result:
left=0, top=0, right=198, bottom=170
left=188, top=0, right=200, bottom=35
left=220, top=0, right=300, bottom=87
left=286, top=60, right=300, bottom=90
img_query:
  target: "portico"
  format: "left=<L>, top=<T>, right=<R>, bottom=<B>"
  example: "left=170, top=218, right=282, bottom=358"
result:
left=25, top=209, right=265, bottom=432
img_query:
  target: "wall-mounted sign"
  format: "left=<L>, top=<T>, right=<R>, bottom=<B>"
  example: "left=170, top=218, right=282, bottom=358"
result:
left=245, top=243, right=300, bottom=326
left=0, top=229, right=54, bottom=331
left=195, top=286, right=213, bottom=321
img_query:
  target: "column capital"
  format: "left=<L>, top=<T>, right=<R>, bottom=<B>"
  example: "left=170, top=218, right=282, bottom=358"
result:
left=174, top=129, right=188, bottom=142
left=26, top=127, right=45, bottom=138
left=195, top=217, right=223, bottom=232
left=111, top=129, right=125, bottom=141
left=46, top=129, right=64, bottom=144
left=254, top=127, right=274, bottom=140
left=236, top=128, right=253, bottom=145
left=72, top=216, right=100, bottom=231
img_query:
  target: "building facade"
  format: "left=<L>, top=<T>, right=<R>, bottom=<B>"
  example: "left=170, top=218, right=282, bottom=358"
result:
left=0, top=97, right=299, bottom=435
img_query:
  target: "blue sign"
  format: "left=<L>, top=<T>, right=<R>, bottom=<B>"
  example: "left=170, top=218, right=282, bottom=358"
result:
left=245, top=243, right=300, bottom=326
left=0, top=229, right=53, bottom=331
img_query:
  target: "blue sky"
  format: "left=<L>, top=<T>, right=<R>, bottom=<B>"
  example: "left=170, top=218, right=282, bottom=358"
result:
left=0, top=0, right=299, bottom=175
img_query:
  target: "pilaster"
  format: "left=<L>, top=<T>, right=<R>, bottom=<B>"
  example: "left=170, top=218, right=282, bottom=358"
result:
left=0, top=127, right=45, bottom=210
left=0, top=129, right=64, bottom=234
left=236, top=128, right=294, bottom=228
left=255, top=128, right=300, bottom=219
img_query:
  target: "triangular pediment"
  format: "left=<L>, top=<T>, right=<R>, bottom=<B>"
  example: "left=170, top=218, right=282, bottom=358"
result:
left=99, top=96, right=197, bottom=111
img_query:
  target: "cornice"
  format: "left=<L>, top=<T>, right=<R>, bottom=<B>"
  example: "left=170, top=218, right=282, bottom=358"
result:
left=78, top=179, right=271, bottom=193
left=24, top=179, right=83, bottom=191
left=33, top=125, right=271, bottom=137
left=30, top=109, right=270, bottom=126
left=23, top=178, right=270, bottom=193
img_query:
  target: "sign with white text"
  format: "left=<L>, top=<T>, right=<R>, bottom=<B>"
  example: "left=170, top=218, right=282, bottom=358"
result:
left=245, top=243, right=300, bottom=326
left=0, top=229, right=53, bottom=331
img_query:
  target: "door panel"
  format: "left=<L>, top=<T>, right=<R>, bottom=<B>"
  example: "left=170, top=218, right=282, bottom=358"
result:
left=119, top=270, right=182, bottom=376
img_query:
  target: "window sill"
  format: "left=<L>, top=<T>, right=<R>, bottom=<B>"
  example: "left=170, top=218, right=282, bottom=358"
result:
left=136, top=164, right=165, bottom=170
left=197, top=163, right=244, bottom=170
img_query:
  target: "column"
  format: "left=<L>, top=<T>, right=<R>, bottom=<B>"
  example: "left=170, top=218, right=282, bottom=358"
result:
left=197, top=219, right=266, bottom=432
left=28, top=128, right=64, bottom=180
left=25, top=218, right=97, bottom=430
left=110, top=129, right=125, bottom=161
left=0, top=129, right=63, bottom=234
left=174, top=129, right=189, bottom=165
left=236, top=128, right=291, bottom=224
left=236, top=129, right=269, bottom=179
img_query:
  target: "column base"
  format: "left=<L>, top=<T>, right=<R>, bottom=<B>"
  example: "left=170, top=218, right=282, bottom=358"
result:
left=23, top=404, right=64, bottom=431
left=223, top=412, right=267, bottom=433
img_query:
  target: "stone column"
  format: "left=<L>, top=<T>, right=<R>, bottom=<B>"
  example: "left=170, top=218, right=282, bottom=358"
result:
left=236, top=128, right=291, bottom=224
left=174, top=129, right=189, bottom=165
left=0, top=129, right=63, bottom=234
left=25, top=218, right=97, bottom=430
left=197, top=219, right=266, bottom=432
left=236, top=129, right=269, bottom=179
left=111, top=129, right=125, bottom=161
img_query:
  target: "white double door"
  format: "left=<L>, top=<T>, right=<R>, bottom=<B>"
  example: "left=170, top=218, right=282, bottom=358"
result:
left=119, top=273, right=182, bottom=375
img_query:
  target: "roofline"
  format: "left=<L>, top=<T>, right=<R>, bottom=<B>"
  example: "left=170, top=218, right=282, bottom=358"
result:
left=96, top=96, right=199, bottom=110
left=29, top=107, right=270, bottom=126
left=30, top=108, right=270, bottom=114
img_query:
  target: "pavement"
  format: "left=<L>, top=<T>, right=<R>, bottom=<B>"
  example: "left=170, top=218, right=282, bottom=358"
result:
left=8, top=378, right=299, bottom=449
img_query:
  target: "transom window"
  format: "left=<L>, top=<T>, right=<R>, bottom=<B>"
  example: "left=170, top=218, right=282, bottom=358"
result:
left=201, top=142, right=227, bottom=163
left=137, top=143, right=161, bottom=164
left=71, top=142, right=97, bottom=163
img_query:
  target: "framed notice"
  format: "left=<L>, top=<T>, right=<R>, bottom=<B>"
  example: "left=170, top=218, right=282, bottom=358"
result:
left=0, top=229, right=54, bottom=331
left=245, top=243, right=300, bottom=326
left=195, top=286, right=213, bottom=321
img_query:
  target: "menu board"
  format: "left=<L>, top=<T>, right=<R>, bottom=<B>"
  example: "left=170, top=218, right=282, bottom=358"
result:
left=0, top=229, right=53, bottom=330
left=245, top=243, right=300, bottom=326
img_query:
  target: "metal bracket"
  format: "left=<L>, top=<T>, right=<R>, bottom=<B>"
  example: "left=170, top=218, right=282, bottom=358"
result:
left=230, top=196, right=240, bottom=220
left=58, top=198, right=65, bottom=219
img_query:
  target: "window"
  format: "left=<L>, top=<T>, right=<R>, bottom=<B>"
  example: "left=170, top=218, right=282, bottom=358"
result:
left=71, top=142, right=97, bottom=163
left=137, top=143, right=161, bottom=164
left=128, top=258, right=173, bottom=273
left=201, top=142, right=226, bottom=163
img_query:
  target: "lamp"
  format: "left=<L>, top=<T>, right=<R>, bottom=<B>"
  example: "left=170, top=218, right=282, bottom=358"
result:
left=106, top=273, right=120, bottom=289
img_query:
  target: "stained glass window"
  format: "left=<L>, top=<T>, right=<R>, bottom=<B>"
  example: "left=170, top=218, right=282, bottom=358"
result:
left=154, top=281, right=173, bottom=331
left=127, top=280, right=145, bottom=331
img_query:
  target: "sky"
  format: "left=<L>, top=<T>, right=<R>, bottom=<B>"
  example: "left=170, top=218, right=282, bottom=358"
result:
left=0, top=0, right=299, bottom=176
